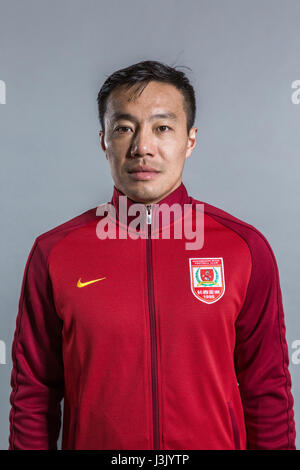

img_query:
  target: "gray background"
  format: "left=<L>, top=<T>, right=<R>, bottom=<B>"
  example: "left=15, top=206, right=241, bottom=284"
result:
left=0, top=0, right=299, bottom=450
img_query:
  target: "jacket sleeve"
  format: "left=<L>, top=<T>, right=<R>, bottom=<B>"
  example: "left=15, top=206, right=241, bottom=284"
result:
left=234, top=230, right=296, bottom=450
left=9, top=238, right=64, bottom=450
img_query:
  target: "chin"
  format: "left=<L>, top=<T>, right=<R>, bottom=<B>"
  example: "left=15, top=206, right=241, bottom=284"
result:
left=127, top=184, right=161, bottom=204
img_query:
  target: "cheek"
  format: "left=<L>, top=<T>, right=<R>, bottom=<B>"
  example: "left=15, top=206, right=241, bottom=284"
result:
left=111, top=140, right=132, bottom=162
left=163, top=145, right=187, bottom=167
left=161, top=133, right=186, bottom=154
left=108, top=140, right=123, bottom=155
left=106, top=150, right=126, bottom=175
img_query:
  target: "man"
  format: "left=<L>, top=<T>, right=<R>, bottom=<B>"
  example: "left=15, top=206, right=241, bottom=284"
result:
left=9, top=60, right=296, bottom=450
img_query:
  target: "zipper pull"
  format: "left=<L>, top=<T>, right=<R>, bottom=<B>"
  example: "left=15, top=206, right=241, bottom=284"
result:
left=146, top=204, right=152, bottom=224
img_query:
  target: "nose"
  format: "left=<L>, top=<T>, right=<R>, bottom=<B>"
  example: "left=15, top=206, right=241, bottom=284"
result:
left=130, top=127, right=155, bottom=158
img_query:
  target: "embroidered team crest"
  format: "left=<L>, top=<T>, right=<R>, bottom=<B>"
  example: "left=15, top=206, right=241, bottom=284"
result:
left=189, top=258, right=225, bottom=304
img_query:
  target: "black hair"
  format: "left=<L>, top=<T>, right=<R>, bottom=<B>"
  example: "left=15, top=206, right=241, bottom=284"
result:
left=97, top=60, right=196, bottom=134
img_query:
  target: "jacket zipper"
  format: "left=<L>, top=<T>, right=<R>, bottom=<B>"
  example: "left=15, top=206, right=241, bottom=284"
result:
left=146, top=204, right=160, bottom=450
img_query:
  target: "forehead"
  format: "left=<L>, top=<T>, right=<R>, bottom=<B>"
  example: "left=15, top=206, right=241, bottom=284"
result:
left=105, top=81, right=185, bottom=118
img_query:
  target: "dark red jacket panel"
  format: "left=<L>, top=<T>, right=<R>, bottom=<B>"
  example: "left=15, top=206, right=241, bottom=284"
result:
left=8, top=183, right=296, bottom=450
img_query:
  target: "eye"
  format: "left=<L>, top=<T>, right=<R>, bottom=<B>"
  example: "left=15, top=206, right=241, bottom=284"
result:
left=114, top=126, right=132, bottom=133
left=157, top=125, right=171, bottom=132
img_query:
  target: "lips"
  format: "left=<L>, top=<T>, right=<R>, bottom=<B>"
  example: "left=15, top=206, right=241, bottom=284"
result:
left=128, top=166, right=160, bottom=181
left=128, top=166, right=160, bottom=173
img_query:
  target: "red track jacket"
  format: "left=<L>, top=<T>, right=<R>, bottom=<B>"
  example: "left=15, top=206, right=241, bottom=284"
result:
left=9, top=182, right=296, bottom=450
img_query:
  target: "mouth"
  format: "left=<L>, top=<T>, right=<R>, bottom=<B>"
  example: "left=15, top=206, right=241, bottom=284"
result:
left=128, top=167, right=160, bottom=181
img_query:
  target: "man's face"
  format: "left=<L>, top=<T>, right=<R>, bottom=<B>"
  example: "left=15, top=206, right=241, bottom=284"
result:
left=99, top=80, right=197, bottom=204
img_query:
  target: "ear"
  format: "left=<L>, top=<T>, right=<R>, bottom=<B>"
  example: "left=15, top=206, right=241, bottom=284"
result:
left=99, top=130, right=107, bottom=154
left=185, top=127, right=197, bottom=159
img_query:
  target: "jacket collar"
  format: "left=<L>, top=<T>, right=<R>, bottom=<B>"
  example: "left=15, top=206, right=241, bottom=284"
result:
left=110, top=182, right=191, bottom=231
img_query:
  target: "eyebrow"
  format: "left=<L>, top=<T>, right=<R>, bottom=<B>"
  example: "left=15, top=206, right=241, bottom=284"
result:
left=111, top=112, right=178, bottom=123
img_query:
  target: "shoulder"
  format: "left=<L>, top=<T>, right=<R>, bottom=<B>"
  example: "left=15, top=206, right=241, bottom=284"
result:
left=29, top=205, right=100, bottom=265
left=191, top=196, right=279, bottom=275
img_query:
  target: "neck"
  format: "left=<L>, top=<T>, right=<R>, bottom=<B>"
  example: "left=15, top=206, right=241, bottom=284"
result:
left=121, top=182, right=183, bottom=206
left=110, top=182, right=191, bottom=229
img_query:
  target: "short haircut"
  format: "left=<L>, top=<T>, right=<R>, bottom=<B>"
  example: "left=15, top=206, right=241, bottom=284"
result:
left=97, top=60, right=196, bottom=134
